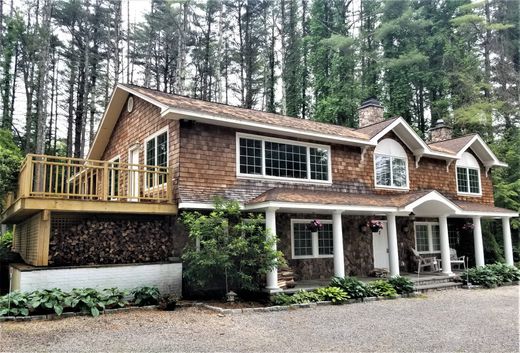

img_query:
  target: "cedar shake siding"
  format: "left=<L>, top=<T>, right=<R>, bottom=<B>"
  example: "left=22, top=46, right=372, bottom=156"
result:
left=97, top=95, right=494, bottom=207
left=177, top=122, right=494, bottom=205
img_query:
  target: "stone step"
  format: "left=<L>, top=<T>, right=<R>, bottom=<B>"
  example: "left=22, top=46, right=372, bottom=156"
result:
left=414, top=281, right=462, bottom=293
left=413, top=278, right=453, bottom=286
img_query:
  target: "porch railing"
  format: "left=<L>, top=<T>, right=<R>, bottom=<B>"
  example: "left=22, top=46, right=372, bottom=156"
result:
left=14, top=154, right=174, bottom=204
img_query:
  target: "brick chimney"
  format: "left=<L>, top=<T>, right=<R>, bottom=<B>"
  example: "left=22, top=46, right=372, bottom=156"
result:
left=358, top=98, right=384, bottom=127
left=429, top=119, right=453, bottom=142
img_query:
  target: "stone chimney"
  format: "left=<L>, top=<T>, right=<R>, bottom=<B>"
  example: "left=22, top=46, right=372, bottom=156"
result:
left=358, top=98, right=384, bottom=127
left=429, top=119, right=453, bottom=142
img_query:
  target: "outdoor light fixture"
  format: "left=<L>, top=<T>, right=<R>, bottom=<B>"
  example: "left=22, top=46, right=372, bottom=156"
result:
left=408, top=212, right=416, bottom=221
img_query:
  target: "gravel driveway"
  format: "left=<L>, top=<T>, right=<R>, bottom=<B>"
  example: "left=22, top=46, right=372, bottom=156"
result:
left=1, top=286, right=518, bottom=353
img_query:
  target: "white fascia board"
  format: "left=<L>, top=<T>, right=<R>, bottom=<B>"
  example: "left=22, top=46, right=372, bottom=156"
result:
left=401, top=190, right=461, bottom=213
left=178, top=202, right=217, bottom=210
left=457, top=135, right=508, bottom=167
left=243, top=201, right=397, bottom=213
left=455, top=210, right=519, bottom=218
left=161, top=107, right=375, bottom=148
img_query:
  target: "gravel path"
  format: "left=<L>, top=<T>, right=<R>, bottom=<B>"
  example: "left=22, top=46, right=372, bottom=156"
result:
left=1, top=286, right=518, bottom=353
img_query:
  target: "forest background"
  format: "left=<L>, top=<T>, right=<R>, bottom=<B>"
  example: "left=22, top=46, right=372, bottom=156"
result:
left=0, top=0, right=518, bottom=257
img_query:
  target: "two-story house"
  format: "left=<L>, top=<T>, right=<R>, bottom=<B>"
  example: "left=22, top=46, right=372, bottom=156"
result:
left=2, top=84, right=517, bottom=294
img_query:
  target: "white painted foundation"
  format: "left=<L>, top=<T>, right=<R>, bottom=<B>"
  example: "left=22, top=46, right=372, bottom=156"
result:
left=10, top=262, right=182, bottom=296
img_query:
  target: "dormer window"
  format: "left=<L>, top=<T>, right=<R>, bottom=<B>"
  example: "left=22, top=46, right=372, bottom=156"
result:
left=374, top=138, right=408, bottom=189
left=456, top=152, right=481, bottom=195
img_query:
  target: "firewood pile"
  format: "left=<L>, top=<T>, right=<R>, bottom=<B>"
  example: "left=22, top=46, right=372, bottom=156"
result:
left=278, top=266, right=297, bottom=289
left=48, top=219, right=174, bottom=266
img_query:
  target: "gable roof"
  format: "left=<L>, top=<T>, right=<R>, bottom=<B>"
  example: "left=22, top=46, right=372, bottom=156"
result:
left=87, top=85, right=506, bottom=169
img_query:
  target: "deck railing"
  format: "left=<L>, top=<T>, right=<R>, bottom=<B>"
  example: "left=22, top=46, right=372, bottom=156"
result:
left=14, top=154, right=173, bottom=204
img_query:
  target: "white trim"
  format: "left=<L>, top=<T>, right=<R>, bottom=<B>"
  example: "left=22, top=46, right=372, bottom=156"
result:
left=236, top=132, right=333, bottom=184
left=414, top=221, right=442, bottom=254
left=119, top=84, right=170, bottom=112
left=162, top=106, right=375, bottom=147
left=291, top=219, right=334, bottom=260
left=178, top=202, right=217, bottom=210
left=455, top=166, right=482, bottom=197
left=456, top=135, right=507, bottom=167
left=108, top=155, right=121, bottom=201
left=143, top=126, right=169, bottom=190
left=402, top=191, right=460, bottom=213
left=243, top=201, right=398, bottom=213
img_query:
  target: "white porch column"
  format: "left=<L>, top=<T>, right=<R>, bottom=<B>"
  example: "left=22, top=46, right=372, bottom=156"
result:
left=473, top=216, right=485, bottom=267
left=387, top=213, right=400, bottom=277
left=439, top=215, right=452, bottom=275
left=265, top=207, right=280, bottom=292
left=502, top=217, right=514, bottom=266
left=332, top=211, right=345, bottom=278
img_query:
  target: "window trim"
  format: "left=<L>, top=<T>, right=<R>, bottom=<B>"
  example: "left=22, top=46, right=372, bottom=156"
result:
left=236, top=133, right=332, bottom=184
left=108, top=155, right=121, bottom=201
left=144, top=126, right=169, bottom=190
left=455, top=166, right=482, bottom=197
left=373, top=152, right=410, bottom=190
left=414, top=221, right=441, bottom=254
left=291, top=219, right=334, bottom=259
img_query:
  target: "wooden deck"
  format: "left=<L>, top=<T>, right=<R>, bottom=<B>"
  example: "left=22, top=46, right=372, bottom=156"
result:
left=1, top=154, right=177, bottom=224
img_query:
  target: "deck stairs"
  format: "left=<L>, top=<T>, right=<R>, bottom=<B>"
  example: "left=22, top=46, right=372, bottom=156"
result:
left=410, top=274, right=462, bottom=293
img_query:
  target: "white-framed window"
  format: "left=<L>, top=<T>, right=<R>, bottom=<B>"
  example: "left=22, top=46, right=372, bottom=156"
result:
left=108, top=155, right=120, bottom=200
left=144, top=127, right=168, bottom=188
left=374, top=138, right=409, bottom=189
left=236, top=133, right=332, bottom=183
left=456, top=152, right=481, bottom=196
left=291, top=219, right=333, bottom=259
left=414, top=222, right=441, bottom=254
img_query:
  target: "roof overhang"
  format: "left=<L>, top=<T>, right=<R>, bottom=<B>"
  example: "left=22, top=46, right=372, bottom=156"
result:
left=160, top=108, right=374, bottom=148
left=457, top=134, right=508, bottom=170
left=369, top=118, right=457, bottom=168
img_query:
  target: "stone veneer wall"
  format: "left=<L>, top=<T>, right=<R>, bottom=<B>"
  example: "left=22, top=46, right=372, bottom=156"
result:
left=276, top=213, right=417, bottom=280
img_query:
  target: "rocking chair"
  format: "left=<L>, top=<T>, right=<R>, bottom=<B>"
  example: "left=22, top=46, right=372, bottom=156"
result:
left=411, top=248, right=439, bottom=275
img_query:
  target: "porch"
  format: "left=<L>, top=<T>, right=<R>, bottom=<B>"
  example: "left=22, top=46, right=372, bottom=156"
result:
left=1, top=154, right=177, bottom=224
left=244, top=188, right=518, bottom=293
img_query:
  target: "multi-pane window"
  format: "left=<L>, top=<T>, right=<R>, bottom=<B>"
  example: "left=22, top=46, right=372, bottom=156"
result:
left=145, top=130, right=168, bottom=188
left=456, top=152, right=481, bottom=195
left=239, top=138, right=262, bottom=175
left=448, top=224, right=459, bottom=248
left=237, top=134, right=331, bottom=182
left=292, top=220, right=334, bottom=258
left=374, top=139, right=408, bottom=189
left=415, top=222, right=441, bottom=253
left=265, top=141, right=307, bottom=179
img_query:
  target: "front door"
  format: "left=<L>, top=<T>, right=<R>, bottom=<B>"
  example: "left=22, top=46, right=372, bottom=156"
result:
left=372, top=221, right=389, bottom=270
left=128, top=147, right=140, bottom=202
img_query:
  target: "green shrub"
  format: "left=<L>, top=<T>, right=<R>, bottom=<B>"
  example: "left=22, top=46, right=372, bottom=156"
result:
left=0, top=291, right=30, bottom=316
left=103, top=288, right=129, bottom=309
left=388, top=276, right=414, bottom=294
left=0, top=230, right=13, bottom=250
left=314, top=287, right=349, bottom=304
left=132, top=286, right=161, bottom=306
left=462, top=263, right=520, bottom=288
left=65, top=288, right=125, bottom=317
left=271, top=293, right=294, bottom=305
left=367, top=280, right=397, bottom=298
left=28, top=288, right=68, bottom=315
left=330, top=276, right=372, bottom=298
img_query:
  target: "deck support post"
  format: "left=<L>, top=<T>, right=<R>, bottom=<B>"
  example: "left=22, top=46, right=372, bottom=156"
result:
left=473, top=216, right=485, bottom=267
left=332, top=211, right=345, bottom=278
left=502, top=217, right=514, bottom=266
left=265, top=207, right=280, bottom=293
left=439, top=215, right=452, bottom=275
left=387, top=213, right=400, bottom=277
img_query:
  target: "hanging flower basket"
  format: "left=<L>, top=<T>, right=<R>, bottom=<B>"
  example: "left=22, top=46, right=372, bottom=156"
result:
left=367, top=220, right=384, bottom=234
left=307, top=219, right=323, bottom=233
left=461, top=223, right=474, bottom=231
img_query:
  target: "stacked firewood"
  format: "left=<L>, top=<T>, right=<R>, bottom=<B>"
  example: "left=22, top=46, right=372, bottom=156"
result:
left=48, top=219, right=174, bottom=266
left=278, top=266, right=296, bottom=289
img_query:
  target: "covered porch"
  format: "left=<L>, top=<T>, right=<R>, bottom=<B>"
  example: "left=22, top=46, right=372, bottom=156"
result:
left=244, top=188, right=518, bottom=293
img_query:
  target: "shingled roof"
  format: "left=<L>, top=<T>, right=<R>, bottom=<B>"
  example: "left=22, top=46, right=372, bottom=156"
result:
left=122, top=84, right=369, bottom=141
left=428, top=134, right=477, bottom=154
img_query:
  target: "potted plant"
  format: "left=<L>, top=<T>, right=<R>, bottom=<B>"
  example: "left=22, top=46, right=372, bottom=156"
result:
left=367, top=220, right=384, bottom=234
left=307, top=220, right=323, bottom=233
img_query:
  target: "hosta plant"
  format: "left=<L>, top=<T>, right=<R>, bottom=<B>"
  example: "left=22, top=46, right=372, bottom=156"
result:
left=28, top=288, right=68, bottom=315
left=314, top=287, right=349, bottom=304
left=132, top=286, right=160, bottom=306
left=367, top=280, right=397, bottom=298
left=0, top=291, right=30, bottom=316
left=330, top=276, right=373, bottom=298
left=388, top=276, right=414, bottom=294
